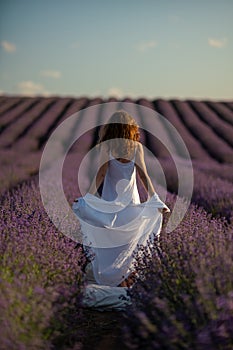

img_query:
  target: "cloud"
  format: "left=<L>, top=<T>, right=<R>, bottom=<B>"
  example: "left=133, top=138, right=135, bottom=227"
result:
left=17, top=81, right=50, bottom=96
left=107, top=87, right=125, bottom=99
left=1, top=40, right=16, bottom=53
left=135, top=40, right=157, bottom=52
left=208, top=37, right=227, bottom=48
left=40, top=70, right=61, bottom=79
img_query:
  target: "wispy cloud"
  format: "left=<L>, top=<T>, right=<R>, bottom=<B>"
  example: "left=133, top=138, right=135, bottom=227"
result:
left=40, top=70, right=61, bottom=79
left=1, top=40, right=16, bottom=53
left=107, top=87, right=124, bottom=99
left=208, top=37, right=227, bottom=48
left=135, top=40, right=157, bottom=52
left=17, top=81, right=50, bottom=96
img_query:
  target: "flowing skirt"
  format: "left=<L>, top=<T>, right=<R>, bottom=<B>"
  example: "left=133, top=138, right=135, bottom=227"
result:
left=72, top=192, right=170, bottom=286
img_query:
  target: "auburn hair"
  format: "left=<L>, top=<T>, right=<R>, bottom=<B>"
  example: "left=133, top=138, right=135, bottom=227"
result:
left=97, top=110, right=140, bottom=158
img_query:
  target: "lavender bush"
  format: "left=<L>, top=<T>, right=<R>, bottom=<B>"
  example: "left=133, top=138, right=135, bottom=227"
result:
left=191, top=159, right=233, bottom=184
left=122, top=194, right=233, bottom=349
left=0, top=179, right=86, bottom=349
left=157, top=158, right=233, bottom=223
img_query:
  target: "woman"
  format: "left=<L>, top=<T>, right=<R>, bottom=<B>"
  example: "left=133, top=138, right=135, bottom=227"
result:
left=73, top=110, right=170, bottom=288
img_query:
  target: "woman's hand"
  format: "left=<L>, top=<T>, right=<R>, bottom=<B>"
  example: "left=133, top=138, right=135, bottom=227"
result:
left=158, top=207, right=170, bottom=214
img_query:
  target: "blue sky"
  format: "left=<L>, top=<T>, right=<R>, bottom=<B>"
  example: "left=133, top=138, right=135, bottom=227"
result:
left=0, top=0, right=232, bottom=99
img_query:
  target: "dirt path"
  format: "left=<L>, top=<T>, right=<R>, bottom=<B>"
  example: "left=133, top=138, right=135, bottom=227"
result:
left=81, top=309, right=129, bottom=350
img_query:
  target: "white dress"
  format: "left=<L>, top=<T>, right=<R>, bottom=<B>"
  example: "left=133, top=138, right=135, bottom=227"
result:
left=72, top=144, right=170, bottom=287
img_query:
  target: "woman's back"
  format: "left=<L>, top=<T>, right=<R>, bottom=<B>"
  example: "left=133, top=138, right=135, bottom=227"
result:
left=101, top=144, right=140, bottom=204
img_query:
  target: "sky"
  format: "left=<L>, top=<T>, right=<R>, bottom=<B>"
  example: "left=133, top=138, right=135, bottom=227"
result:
left=0, top=0, right=232, bottom=100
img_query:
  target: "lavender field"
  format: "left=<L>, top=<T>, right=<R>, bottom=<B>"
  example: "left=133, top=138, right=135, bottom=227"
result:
left=0, top=95, right=233, bottom=349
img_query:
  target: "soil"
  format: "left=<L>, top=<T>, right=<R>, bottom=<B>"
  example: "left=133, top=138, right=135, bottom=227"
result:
left=80, top=309, right=129, bottom=350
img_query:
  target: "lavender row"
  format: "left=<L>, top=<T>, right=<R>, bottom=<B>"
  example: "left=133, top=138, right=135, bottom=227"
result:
left=153, top=99, right=212, bottom=161
left=37, top=97, right=106, bottom=151
left=137, top=99, right=174, bottom=158
left=123, top=194, right=233, bottom=349
left=191, top=159, right=233, bottom=183
left=205, top=101, right=233, bottom=127
left=224, top=102, right=233, bottom=112
left=0, top=95, right=7, bottom=105
left=0, top=149, right=41, bottom=194
left=0, top=98, right=57, bottom=149
left=172, top=100, right=233, bottom=163
left=0, top=96, right=23, bottom=117
left=15, top=97, right=89, bottom=152
left=188, top=100, right=233, bottom=148
left=0, top=97, right=39, bottom=132
left=70, top=98, right=105, bottom=152
left=157, top=158, right=233, bottom=223
left=0, top=100, right=110, bottom=192
left=0, top=179, right=86, bottom=349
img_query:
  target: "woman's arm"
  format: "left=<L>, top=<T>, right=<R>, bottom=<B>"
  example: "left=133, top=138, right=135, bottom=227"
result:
left=87, top=143, right=109, bottom=195
left=135, top=143, right=156, bottom=198
left=135, top=143, right=170, bottom=213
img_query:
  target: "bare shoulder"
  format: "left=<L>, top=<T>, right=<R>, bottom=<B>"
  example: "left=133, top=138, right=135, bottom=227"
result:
left=135, top=142, right=144, bottom=159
